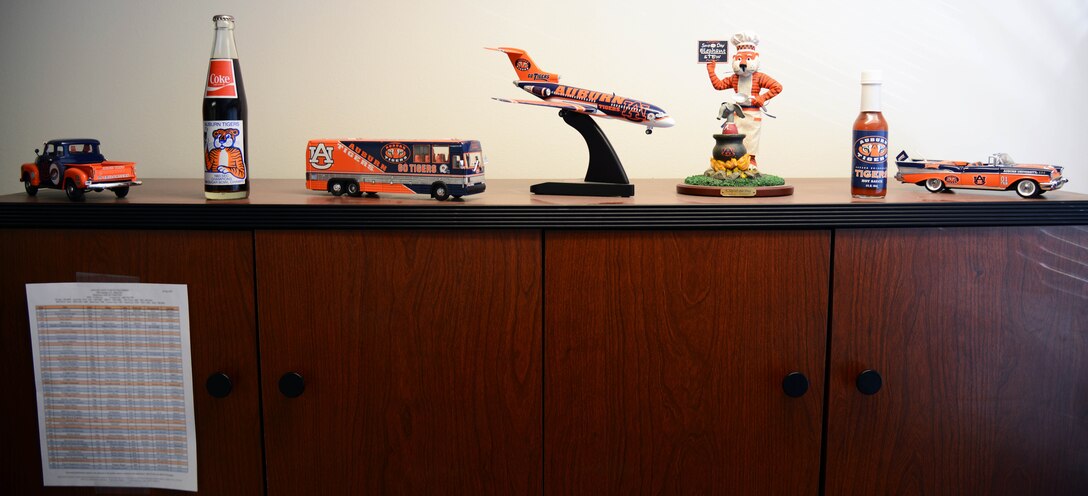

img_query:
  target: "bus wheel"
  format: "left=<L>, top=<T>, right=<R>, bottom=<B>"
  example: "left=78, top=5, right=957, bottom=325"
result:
left=329, top=181, right=345, bottom=196
left=346, top=181, right=361, bottom=196
left=431, top=182, right=450, bottom=201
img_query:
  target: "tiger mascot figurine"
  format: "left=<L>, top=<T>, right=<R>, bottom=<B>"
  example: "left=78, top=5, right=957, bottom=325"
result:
left=205, top=128, right=246, bottom=179
left=706, top=31, right=782, bottom=166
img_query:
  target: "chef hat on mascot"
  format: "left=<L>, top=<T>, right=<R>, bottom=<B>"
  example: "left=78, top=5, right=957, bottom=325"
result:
left=731, top=31, right=759, bottom=53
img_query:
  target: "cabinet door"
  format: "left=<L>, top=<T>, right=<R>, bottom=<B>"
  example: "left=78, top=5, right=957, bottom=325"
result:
left=545, top=231, right=830, bottom=495
left=0, top=230, right=263, bottom=495
left=256, top=231, right=541, bottom=495
left=827, top=227, right=1088, bottom=495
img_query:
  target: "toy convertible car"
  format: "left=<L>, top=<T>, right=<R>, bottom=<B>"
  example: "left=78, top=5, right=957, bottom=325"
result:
left=20, top=139, right=141, bottom=201
left=894, top=150, right=1067, bottom=198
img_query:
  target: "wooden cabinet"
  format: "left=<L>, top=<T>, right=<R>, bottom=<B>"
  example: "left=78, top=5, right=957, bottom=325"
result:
left=254, top=231, right=542, bottom=494
left=827, top=227, right=1088, bottom=495
left=0, top=230, right=263, bottom=495
left=2, top=180, right=1086, bottom=494
left=544, top=231, right=830, bottom=494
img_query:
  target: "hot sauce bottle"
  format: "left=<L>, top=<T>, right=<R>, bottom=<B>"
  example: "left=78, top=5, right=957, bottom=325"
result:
left=851, top=70, right=888, bottom=198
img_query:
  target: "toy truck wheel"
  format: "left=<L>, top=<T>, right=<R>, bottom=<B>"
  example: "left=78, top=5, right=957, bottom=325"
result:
left=1015, top=179, right=1041, bottom=198
left=113, top=186, right=130, bottom=198
left=431, top=182, right=450, bottom=201
left=328, top=181, right=345, bottom=196
left=64, top=179, right=85, bottom=201
left=24, top=179, right=38, bottom=196
left=924, top=178, right=946, bottom=193
left=346, top=181, right=361, bottom=197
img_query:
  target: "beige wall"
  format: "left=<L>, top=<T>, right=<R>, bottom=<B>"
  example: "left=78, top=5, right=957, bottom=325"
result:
left=2, top=0, right=1086, bottom=194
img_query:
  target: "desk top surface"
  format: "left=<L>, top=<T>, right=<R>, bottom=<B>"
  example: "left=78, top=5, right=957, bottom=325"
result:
left=2, top=178, right=1087, bottom=230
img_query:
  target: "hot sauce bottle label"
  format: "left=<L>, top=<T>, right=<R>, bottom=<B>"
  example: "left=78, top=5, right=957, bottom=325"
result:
left=852, top=130, right=888, bottom=191
left=204, top=120, right=246, bottom=185
left=205, top=59, right=237, bottom=98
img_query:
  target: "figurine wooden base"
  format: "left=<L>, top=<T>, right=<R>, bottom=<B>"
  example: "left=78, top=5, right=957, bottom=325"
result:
left=676, top=183, right=794, bottom=198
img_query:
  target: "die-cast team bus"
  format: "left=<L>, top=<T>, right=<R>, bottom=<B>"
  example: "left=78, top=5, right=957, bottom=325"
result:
left=305, top=138, right=486, bottom=201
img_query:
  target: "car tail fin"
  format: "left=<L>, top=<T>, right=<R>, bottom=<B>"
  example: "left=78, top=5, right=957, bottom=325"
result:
left=896, top=150, right=909, bottom=162
left=486, top=47, right=559, bottom=83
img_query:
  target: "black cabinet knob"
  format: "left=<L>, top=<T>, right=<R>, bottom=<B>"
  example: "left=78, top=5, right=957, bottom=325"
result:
left=279, top=372, right=305, bottom=398
left=856, top=369, right=883, bottom=395
left=206, top=372, right=233, bottom=398
left=782, top=372, right=809, bottom=398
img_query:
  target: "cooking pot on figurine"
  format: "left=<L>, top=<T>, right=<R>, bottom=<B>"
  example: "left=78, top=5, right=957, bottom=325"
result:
left=713, top=133, right=747, bottom=161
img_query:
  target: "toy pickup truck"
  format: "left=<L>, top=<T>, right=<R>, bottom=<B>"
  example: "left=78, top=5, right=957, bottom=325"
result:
left=20, top=139, right=141, bottom=201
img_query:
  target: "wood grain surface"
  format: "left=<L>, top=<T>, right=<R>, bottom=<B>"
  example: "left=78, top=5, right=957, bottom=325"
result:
left=827, top=226, right=1088, bottom=495
left=255, top=230, right=542, bottom=495
left=0, top=230, right=263, bottom=495
left=6, top=179, right=1086, bottom=232
left=4, top=178, right=1083, bottom=207
left=544, top=230, right=830, bottom=494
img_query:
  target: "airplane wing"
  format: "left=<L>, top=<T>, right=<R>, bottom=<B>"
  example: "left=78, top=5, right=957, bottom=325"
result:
left=491, top=97, right=601, bottom=115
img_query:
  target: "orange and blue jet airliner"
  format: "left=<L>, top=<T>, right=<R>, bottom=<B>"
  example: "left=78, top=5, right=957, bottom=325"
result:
left=487, top=47, right=675, bottom=134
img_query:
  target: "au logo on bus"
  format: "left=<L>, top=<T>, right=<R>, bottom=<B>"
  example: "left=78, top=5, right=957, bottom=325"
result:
left=308, top=143, right=335, bottom=170
left=381, top=143, right=410, bottom=164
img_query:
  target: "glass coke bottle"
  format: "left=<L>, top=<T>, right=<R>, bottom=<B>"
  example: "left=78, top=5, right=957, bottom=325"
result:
left=203, top=15, right=249, bottom=200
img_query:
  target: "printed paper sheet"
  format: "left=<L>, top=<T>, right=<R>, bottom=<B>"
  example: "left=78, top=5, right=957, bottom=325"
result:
left=26, top=283, right=197, bottom=492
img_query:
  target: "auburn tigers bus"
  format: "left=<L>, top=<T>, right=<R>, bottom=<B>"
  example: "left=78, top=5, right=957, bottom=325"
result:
left=305, top=139, right=486, bottom=201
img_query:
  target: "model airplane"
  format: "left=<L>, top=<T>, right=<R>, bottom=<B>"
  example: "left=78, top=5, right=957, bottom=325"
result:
left=487, top=47, right=675, bottom=134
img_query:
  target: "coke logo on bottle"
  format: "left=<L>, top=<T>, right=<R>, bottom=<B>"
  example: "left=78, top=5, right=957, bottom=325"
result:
left=209, top=74, right=233, bottom=85
left=205, top=59, right=237, bottom=98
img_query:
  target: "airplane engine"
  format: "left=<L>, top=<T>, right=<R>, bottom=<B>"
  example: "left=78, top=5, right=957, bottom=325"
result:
left=523, top=85, right=553, bottom=98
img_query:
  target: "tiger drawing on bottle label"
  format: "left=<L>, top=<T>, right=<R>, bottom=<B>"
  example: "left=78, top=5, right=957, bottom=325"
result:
left=204, top=121, right=246, bottom=185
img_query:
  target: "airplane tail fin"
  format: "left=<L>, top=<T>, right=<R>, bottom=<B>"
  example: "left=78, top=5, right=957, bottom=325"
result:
left=486, top=47, right=560, bottom=83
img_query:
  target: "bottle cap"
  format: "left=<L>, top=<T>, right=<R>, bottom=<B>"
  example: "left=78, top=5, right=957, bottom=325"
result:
left=212, top=15, right=235, bottom=22
left=861, top=70, right=883, bottom=84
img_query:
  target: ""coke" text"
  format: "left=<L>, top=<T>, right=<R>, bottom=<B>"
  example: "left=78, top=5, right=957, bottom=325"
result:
left=209, top=74, right=233, bottom=85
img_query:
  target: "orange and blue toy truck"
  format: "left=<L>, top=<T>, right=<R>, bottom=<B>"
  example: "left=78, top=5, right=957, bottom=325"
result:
left=305, top=139, right=486, bottom=201
left=20, top=139, right=141, bottom=201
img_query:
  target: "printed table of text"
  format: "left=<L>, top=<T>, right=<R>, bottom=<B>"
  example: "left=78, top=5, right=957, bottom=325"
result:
left=36, top=304, right=188, bottom=473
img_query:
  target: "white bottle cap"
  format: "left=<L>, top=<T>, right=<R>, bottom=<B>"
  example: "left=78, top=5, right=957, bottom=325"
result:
left=861, top=70, right=883, bottom=84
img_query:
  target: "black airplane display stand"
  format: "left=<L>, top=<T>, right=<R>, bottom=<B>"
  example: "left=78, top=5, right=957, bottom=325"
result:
left=530, top=110, right=635, bottom=197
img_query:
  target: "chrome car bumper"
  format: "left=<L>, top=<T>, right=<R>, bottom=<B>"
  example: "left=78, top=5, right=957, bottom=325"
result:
left=87, top=180, right=142, bottom=189
left=1041, top=178, right=1068, bottom=191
